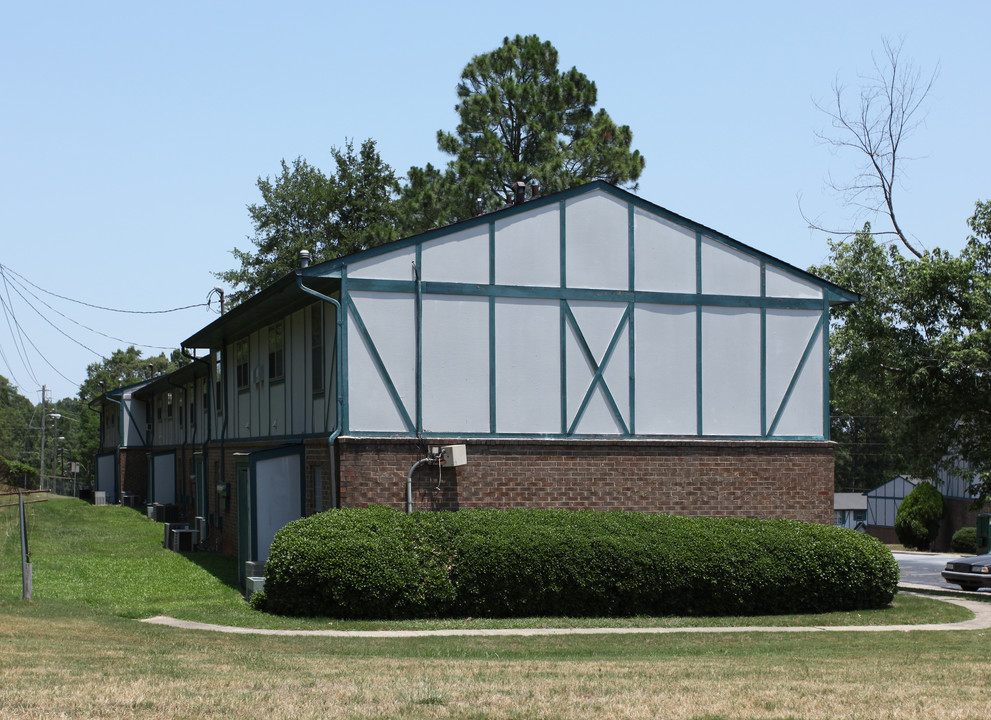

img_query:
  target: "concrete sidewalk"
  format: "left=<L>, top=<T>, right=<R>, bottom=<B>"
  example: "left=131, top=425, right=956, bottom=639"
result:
left=141, top=592, right=991, bottom=637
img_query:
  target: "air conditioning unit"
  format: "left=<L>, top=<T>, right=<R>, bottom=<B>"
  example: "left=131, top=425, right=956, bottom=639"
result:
left=93, top=491, right=107, bottom=506
left=245, top=576, right=266, bottom=597
left=244, top=560, right=266, bottom=578
left=171, top=528, right=199, bottom=553
left=153, top=503, right=179, bottom=523
left=163, top=522, right=189, bottom=549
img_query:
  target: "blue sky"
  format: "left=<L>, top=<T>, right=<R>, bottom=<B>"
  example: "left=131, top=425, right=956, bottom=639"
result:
left=1, top=1, right=988, bottom=402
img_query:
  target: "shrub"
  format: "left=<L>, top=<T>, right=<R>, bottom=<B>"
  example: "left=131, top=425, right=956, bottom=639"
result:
left=894, top=482, right=944, bottom=550
left=951, top=526, right=977, bottom=554
left=262, top=508, right=899, bottom=619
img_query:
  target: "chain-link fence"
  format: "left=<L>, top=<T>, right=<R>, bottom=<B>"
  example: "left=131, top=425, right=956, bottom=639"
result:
left=41, top=475, right=90, bottom=498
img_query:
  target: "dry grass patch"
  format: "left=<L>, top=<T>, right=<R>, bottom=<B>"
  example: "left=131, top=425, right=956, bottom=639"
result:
left=3, top=602, right=991, bottom=719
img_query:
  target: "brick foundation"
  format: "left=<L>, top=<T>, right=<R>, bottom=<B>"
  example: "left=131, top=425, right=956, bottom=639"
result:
left=337, top=437, right=835, bottom=524
left=120, top=436, right=834, bottom=558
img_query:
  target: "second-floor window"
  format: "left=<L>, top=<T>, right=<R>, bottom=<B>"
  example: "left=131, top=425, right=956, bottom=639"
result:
left=269, top=322, right=284, bottom=381
left=235, top=341, right=249, bottom=390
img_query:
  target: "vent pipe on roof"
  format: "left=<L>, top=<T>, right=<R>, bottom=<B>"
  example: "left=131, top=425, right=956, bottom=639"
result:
left=513, top=181, right=527, bottom=206
left=299, top=249, right=311, bottom=269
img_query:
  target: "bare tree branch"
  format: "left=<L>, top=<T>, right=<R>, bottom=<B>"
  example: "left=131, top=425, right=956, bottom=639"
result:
left=809, top=38, right=938, bottom=258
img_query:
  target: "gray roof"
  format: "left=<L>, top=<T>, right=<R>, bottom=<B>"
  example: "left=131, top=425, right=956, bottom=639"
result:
left=834, top=492, right=868, bottom=511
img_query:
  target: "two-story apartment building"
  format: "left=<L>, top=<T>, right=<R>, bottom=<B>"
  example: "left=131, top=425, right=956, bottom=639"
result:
left=92, top=181, right=859, bottom=584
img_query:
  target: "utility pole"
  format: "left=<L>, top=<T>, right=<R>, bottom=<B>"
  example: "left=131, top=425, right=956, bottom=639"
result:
left=49, top=413, right=62, bottom=482
left=39, top=385, right=46, bottom=491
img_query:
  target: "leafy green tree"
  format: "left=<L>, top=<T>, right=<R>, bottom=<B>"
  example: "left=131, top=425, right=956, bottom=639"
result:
left=395, top=163, right=465, bottom=234
left=894, top=481, right=944, bottom=550
left=217, top=139, right=401, bottom=307
left=0, top=375, right=37, bottom=481
left=831, top=411, right=909, bottom=493
left=812, top=203, right=991, bottom=497
left=404, top=34, right=646, bottom=228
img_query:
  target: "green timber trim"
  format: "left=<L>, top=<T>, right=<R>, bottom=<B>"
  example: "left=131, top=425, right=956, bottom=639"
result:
left=415, top=244, right=423, bottom=434
left=761, top=263, right=767, bottom=436
left=564, top=302, right=631, bottom=436
left=489, top=223, right=497, bottom=434
left=341, top=267, right=350, bottom=434
left=767, top=312, right=826, bottom=437
left=822, top=298, right=831, bottom=440
left=344, top=277, right=826, bottom=309
left=696, top=231, right=703, bottom=436
left=345, top=294, right=415, bottom=434
left=560, top=300, right=568, bottom=434
left=628, top=202, right=636, bottom=434
left=338, top=430, right=829, bottom=441
left=559, top=200, right=568, bottom=434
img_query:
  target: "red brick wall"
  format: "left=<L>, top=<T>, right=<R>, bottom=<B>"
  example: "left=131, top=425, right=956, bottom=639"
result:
left=337, top=437, right=834, bottom=524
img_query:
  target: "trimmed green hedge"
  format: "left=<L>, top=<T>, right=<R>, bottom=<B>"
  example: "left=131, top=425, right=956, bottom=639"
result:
left=260, top=507, right=898, bottom=619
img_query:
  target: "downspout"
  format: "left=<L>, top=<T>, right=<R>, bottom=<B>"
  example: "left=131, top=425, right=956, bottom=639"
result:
left=295, top=261, right=344, bottom=509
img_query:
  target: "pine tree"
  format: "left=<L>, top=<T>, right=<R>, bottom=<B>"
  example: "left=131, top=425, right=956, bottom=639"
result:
left=404, top=35, right=645, bottom=230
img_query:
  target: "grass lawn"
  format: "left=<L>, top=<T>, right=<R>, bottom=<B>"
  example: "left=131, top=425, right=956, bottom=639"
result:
left=2, top=495, right=991, bottom=719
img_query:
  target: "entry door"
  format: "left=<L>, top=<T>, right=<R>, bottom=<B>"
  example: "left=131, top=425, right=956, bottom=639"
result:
left=95, top=453, right=116, bottom=504
left=237, top=465, right=251, bottom=588
left=151, top=453, right=176, bottom=505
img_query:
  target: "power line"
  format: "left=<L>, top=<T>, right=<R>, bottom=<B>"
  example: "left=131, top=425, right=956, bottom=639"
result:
left=0, top=266, right=177, bottom=352
left=0, top=262, right=220, bottom=394
left=0, top=263, right=212, bottom=315
left=0, top=273, right=38, bottom=388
